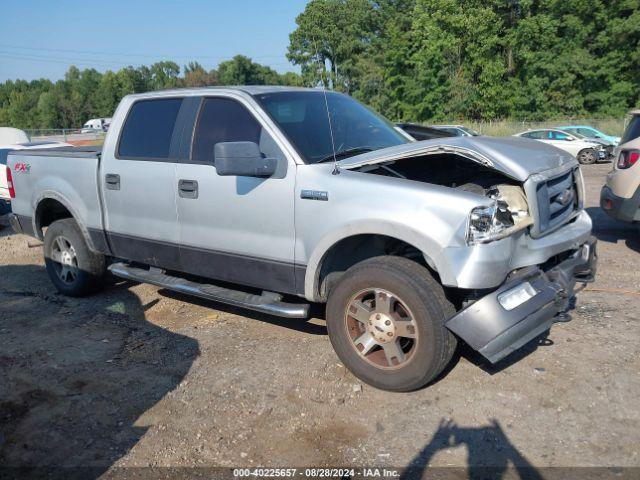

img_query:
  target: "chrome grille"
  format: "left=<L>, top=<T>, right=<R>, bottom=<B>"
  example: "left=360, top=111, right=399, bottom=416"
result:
left=535, top=169, right=578, bottom=234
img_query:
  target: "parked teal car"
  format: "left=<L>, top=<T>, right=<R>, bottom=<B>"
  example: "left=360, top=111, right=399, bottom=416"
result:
left=558, top=126, right=621, bottom=145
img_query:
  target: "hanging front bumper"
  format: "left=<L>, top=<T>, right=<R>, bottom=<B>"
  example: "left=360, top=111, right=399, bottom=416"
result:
left=446, top=237, right=597, bottom=364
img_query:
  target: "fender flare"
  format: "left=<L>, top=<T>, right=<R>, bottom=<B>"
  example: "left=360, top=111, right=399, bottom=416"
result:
left=32, top=190, right=99, bottom=252
left=303, top=220, right=445, bottom=302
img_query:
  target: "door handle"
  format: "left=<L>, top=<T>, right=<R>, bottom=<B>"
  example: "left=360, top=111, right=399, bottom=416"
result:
left=105, top=173, right=120, bottom=191
left=178, top=179, right=198, bottom=199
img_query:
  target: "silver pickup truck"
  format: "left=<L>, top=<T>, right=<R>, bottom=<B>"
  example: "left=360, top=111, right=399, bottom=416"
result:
left=7, top=86, right=597, bottom=391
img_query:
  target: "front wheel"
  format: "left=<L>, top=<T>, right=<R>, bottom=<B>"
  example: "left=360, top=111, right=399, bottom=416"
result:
left=326, top=256, right=457, bottom=392
left=44, top=218, right=106, bottom=296
left=577, top=148, right=597, bottom=165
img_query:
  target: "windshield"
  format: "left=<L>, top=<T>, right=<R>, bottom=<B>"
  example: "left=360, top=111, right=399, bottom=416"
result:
left=565, top=130, right=586, bottom=139
left=253, top=91, right=407, bottom=164
left=460, top=126, right=480, bottom=136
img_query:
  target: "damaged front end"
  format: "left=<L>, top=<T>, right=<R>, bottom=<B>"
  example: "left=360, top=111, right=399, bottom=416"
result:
left=446, top=237, right=597, bottom=363
left=466, top=184, right=533, bottom=245
left=340, top=137, right=595, bottom=364
left=348, top=143, right=536, bottom=247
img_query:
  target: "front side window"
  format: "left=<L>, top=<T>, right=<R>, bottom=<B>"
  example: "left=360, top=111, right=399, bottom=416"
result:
left=118, top=98, right=183, bottom=159
left=550, top=131, right=570, bottom=140
left=254, top=91, right=407, bottom=164
left=191, top=98, right=262, bottom=163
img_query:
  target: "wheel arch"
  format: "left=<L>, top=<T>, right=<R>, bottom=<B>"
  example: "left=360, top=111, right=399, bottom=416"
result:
left=304, top=225, right=442, bottom=302
left=33, top=192, right=99, bottom=252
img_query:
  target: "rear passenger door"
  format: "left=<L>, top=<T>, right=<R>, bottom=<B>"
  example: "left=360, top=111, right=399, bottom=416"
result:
left=175, top=95, right=298, bottom=294
left=102, top=97, right=184, bottom=269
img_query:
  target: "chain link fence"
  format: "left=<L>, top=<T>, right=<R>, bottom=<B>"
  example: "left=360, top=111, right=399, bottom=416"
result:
left=24, top=129, right=106, bottom=146
left=462, top=118, right=628, bottom=137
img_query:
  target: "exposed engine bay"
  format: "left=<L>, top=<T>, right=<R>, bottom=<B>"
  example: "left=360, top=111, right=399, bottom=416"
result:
left=354, top=152, right=534, bottom=241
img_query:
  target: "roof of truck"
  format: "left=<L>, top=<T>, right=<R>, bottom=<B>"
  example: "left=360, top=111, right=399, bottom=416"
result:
left=124, top=86, right=334, bottom=100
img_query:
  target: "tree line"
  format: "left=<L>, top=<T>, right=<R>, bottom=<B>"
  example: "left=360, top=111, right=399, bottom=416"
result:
left=1, top=0, right=638, bottom=130
left=0, top=57, right=302, bottom=130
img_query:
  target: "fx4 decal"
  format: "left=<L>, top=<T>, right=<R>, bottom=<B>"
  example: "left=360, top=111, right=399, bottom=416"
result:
left=14, top=162, right=31, bottom=173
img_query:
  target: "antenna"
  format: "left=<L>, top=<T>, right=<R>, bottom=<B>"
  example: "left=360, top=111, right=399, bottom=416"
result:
left=313, top=38, right=340, bottom=175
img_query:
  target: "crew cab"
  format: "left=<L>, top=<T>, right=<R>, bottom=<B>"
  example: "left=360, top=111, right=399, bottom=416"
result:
left=7, top=87, right=597, bottom=391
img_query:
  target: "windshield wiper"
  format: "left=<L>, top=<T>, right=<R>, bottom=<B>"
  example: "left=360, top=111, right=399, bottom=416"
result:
left=316, top=147, right=374, bottom=164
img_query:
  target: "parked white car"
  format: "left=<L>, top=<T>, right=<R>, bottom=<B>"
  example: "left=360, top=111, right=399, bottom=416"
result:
left=513, top=128, right=605, bottom=165
left=0, top=127, right=29, bottom=146
left=81, top=118, right=112, bottom=133
left=1, top=140, right=71, bottom=215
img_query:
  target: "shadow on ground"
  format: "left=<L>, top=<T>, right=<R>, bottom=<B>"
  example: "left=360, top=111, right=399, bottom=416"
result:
left=0, top=264, right=200, bottom=477
left=586, top=206, right=639, bottom=253
left=402, top=419, right=543, bottom=480
left=158, top=288, right=328, bottom=336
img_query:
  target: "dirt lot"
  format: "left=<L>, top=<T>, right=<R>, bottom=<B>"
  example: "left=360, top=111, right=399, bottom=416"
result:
left=0, top=163, right=638, bottom=475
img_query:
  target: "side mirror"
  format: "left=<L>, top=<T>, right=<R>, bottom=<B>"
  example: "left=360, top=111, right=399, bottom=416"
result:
left=214, top=142, right=277, bottom=177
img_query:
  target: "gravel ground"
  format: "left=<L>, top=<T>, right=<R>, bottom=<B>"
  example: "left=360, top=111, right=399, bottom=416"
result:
left=0, top=163, right=638, bottom=475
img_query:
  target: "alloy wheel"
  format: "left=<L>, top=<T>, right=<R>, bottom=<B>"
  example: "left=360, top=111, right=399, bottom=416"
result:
left=344, top=288, right=419, bottom=369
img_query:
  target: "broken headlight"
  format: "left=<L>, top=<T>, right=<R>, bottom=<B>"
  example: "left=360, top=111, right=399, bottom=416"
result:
left=466, top=201, right=514, bottom=245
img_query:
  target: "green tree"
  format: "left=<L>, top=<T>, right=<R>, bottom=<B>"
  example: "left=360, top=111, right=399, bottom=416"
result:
left=183, top=61, right=218, bottom=87
left=287, top=0, right=375, bottom=91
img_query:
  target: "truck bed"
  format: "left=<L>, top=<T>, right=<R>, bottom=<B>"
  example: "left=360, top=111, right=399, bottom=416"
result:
left=8, top=146, right=105, bottom=248
left=12, top=146, right=102, bottom=158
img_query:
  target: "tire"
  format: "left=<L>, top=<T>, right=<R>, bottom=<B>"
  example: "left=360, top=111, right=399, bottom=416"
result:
left=43, top=218, right=106, bottom=296
left=577, top=148, right=597, bottom=165
left=326, top=256, right=457, bottom=392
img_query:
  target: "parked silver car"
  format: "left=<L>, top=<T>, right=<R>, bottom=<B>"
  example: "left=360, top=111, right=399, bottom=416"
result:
left=514, top=128, right=605, bottom=165
left=8, top=87, right=596, bottom=391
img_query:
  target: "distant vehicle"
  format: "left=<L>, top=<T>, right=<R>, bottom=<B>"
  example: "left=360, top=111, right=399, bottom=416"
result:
left=0, top=140, right=71, bottom=215
left=0, top=127, right=29, bottom=146
left=559, top=129, right=616, bottom=159
left=601, top=109, right=640, bottom=223
left=81, top=118, right=112, bottom=133
left=396, top=123, right=456, bottom=141
left=558, top=125, right=621, bottom=145
left=513, top=128, right=606, bottom=165
left=430, top=125, right=480, bottom=137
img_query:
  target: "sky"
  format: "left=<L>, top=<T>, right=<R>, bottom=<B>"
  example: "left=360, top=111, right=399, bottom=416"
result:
left=0, top=0, right=309, bottom=82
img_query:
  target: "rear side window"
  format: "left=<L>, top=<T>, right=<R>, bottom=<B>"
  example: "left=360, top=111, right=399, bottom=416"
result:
left=118, top=98, right=183, bottom=159
left=525, top=131, right=545, bottom=139
left=191, top=98, right=262, bottom=163
left=621, top=116, right=640, bottom=144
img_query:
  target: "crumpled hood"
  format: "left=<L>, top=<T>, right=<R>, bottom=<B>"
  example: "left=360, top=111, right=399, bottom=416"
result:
left=338, top=136, right=577, bottom=182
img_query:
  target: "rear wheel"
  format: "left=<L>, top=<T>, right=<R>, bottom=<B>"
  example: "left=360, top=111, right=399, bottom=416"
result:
left=577, top=148, right=597, bottom=165
left=326, top=256, right=457, bottom=392
left=44, top=218, right=106, bottom=296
